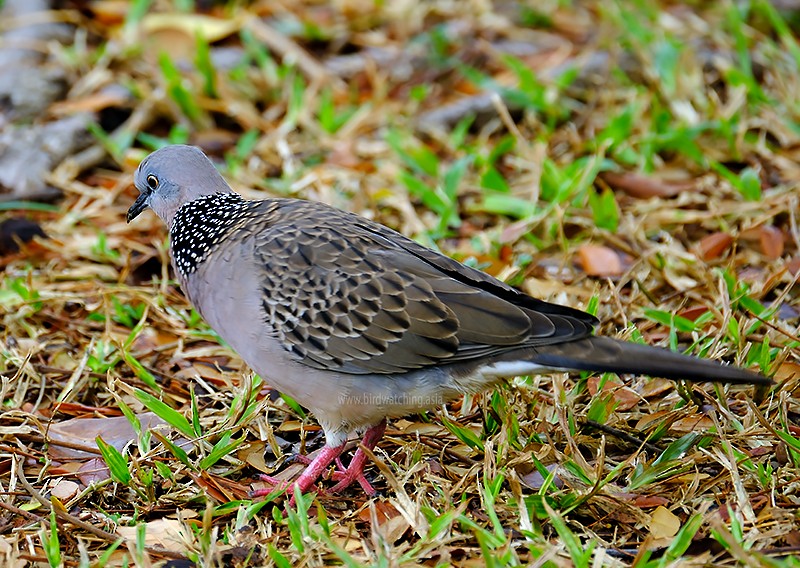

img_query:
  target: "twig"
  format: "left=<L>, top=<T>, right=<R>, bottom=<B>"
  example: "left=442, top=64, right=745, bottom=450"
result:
left=15, top=461, right=187, bottom=561
left=244, top=17, right=344, bottom=91
left=0, top=498, right=50, bottom=526
left=417, top=436, right=480, bottom=466
left=583, top=420, right=662, bottom=454
left=17, top=435, right=103, bottom=456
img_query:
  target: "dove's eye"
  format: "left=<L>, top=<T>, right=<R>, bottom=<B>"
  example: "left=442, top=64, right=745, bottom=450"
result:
left=146, top=175, right=159, bottom=190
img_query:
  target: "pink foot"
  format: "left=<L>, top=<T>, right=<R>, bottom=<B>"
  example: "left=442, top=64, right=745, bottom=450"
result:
left=252, top=474, right=290, bottom=493
left=279, top=452, right=376, bottom=494
left=327, top=420, right=387, bottom=495
left=249, top=420, right=387, bottom=501
left=329, top=457, right=376, bottom=495
left=286, top=451, right=376, bottom=493
left=250, top=443, right=345, bottom=503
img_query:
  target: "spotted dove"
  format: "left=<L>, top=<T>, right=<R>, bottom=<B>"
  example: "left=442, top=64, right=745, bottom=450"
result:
left=127, top=145, right=771, bottom=497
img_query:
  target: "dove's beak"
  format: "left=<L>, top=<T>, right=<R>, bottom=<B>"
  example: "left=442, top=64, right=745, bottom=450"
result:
left=127, top=190, right=150, bottom=223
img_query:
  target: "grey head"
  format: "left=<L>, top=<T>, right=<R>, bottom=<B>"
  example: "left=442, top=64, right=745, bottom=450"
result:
left=127, top=145, right=232, bottom=227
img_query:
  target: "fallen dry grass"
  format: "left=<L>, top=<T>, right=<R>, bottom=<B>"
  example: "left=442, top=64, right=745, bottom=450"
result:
left=1, top=1, right=800, bottom=566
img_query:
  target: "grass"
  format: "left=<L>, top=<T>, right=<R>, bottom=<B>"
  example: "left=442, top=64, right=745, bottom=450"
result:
left=0, top=0, right=799, bottom=566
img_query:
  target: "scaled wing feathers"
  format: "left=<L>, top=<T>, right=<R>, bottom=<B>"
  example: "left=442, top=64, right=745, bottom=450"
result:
left=252, top=200, right=595, bottom=374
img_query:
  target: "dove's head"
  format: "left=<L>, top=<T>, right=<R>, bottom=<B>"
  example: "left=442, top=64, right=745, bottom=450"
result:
left=128, top=145, right=232, bottom=227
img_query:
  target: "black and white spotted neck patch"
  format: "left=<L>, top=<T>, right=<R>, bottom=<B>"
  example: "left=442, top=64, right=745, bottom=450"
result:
left=170, top=193, right=260, bottom=277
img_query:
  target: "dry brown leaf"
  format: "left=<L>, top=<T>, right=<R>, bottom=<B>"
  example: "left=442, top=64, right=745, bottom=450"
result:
left=358, top=500, right=400, bottom=524
left=635, top=410, right=672, bottom=430
left=399, top=422, right=447, bottom=436
left=788, top=255, right=800, bottom=275
left=670, top=414, right=714, bottom=433
left=586, top=376, right=640, bottom=410
left=739, top=226, right=762, bottom=242
left=631, top=494, right=670, bottom=508
left=192, top=129, right=241, bottom=154
left=500, top=219, right=536, bottom=244
left=326, top=140, right=361, bottom=169
left=48, top=413, right=165, bottom=459
left=670, top=473, right=710, bottom=484
left=142, top=29, right=198, bottom=60
left=357, top=501, right=409, bottom=543
left=328, top=528, right=364, bottom=553
left=49, top=479, right=80, bottom=501
left=117, top=518, right=187, bottom=549
left=44, top=402, right=120, bottom=419
left=141, top=13, right=242, bottom=42
left=601, top=171, right=694, bottom=198
left=48, top=462, right=82, bottom=476
left=138, top=13, right=242, bottom=63
left=776, top=362, right=800, bottom=382
left=662, top=265, right=699, bottom=292
left=747, top=446, right=773, bottom=458
left=696, top=232, right=733, bottom=261
left=678, top=306, right=710, bottom=321
left=425, top=458, right=445, bottom=476
left=190, top=471, right=250, bottom=501
left=519, top=463, right=564, bottom=490
left=174, top=363, right=227, bottom=382
left=639, top=379, right=674, bottom=398
left=276, top=420, right=321, bottom=434
left=50, top=90, right=131, bottom=116
left=649, top=506, right=681, bottom=540
left=785, top=530, right=800, bottom=547
left=576, top=244, right=623, bottom=277
left=77, top=458, right=110, bottom=486
left=238, top=441, right=270, bottom=474
left=375, top=513, right=411, bottom=545
left=759, top=225, right=784, bottom=260
left=87, top=0, right=128, bottom=25
left=129, top=328, right=180, bottom=352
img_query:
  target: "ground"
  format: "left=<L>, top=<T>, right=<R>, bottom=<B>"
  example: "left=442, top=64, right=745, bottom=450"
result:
left=0, top=1, right=799, bottom=566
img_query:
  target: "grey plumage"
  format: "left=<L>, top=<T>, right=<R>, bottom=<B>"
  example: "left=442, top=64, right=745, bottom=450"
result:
left=128, top=145, right=771, bottom=496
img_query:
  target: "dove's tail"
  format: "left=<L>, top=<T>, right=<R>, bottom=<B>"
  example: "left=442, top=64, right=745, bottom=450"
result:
left=529, top=336, right=771, bottom=385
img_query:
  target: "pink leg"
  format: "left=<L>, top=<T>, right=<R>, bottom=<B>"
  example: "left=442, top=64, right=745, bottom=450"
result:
left=332, top=457, right=376, bottom=495
left=250, top=420, right=387, bottom=500
left=279, top=452, right=374, bottom=493
left=251, top=442, right=345, bottom=499
left=327, top=420, right=387, bottom=494
left=289, top=454, right=313, bottom=465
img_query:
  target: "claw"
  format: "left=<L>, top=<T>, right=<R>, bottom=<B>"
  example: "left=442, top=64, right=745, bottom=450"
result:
left=249, top=420, right=388, bottom=503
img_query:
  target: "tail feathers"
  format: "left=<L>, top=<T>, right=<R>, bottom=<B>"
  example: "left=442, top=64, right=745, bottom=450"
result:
left=531, top=336, right=771, bottom=385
